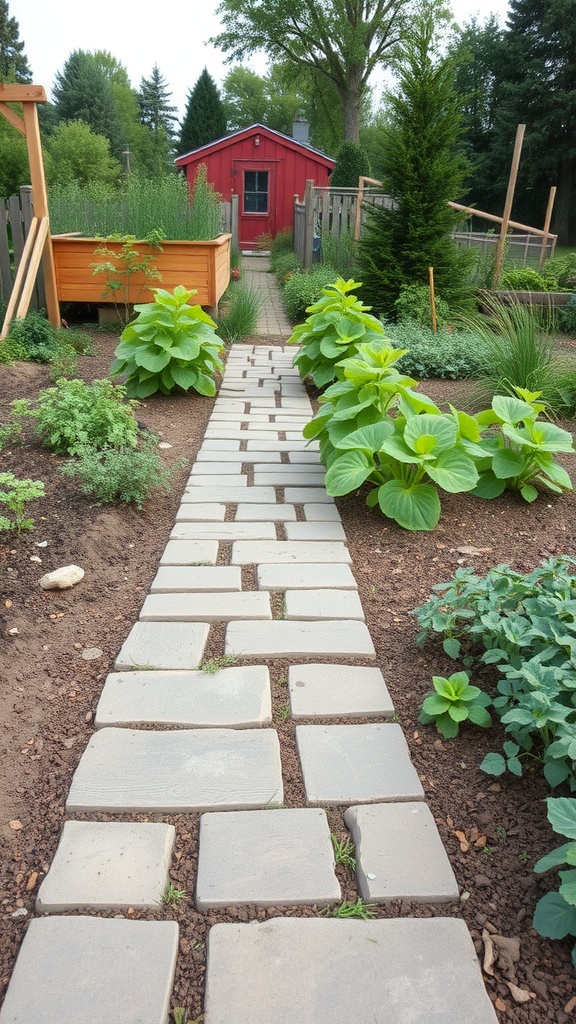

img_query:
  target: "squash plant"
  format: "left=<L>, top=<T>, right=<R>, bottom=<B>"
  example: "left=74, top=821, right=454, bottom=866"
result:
left=473, top=388, right=574, bottom=501
left=111, top=285, right=225, bottom=398
left=533, top=797, right=576, bottom=970
left=288, top=277, right=387, bottom=387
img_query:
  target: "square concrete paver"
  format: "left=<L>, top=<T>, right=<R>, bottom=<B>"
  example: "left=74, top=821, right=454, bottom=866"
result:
left=139, top=591, right=271, bottom=622
left=159, top=540, right=218, bottom=565
left=36, top=821, right=175, bottom=912
left=66, top=728, right=283, bottom=812
left=289, top=664, right=394, bottom=719
left=203, top=917, right=498, bottom=1024
left=225, top=620, right=375, bottom=659
left=150, top=566, right=242, bottom=592
left=257, top=564, right=357, bottom=591
left=114, top=621, right=209, bottom=671
left=296, top=724, right=424, bottom=805
left=196, top=808, right=340, bottom=909
left=95, top=666, right=271, bottom=728
left=0, top=916, right=179, bottom=1024
left=284, top=589, right=365, bottom=621
left=344, top=802, right=459, bottom=903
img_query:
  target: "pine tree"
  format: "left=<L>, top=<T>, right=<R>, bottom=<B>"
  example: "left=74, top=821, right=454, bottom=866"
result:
left=52, top=50, right=124, bottom=158
left=178, top=68, right=227, bottom=155
left=357, top=13, right=473, bottom=319
left=0, top=0, right=31, bottom=82
left=138, top=65, right=178, bottom=137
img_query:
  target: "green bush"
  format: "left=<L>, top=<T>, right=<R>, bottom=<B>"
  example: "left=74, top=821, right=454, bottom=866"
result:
left=384, top=321, right=489, bottom=379
left=5, top=310, right=59, bottom=363
left=394, top=283, right=451, bottom=329
left=542, top=251, right=576, bottom=290
left=498, top=266, right=550, bottom=292
left=271, top=229, right=293, bottom=257
left=282, top=266, right=340, bottom=323
left=0, top=472, right=45, bottom=532
left=330, top=141, right=371, bottom=188
left=60, top=438, right=185, bottom=509
left=217, top=283, right=264, bottom=343
left=273, top=251, right=301, bottom=284
left=111, top=285, right=224, bottom=398
left=560, top=295, right=576, bottom=337
left=34, top=378, right=139, bottom=455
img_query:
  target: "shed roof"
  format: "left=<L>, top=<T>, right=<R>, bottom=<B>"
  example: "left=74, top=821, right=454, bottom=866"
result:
left=175, top=123, right=335, bottom=169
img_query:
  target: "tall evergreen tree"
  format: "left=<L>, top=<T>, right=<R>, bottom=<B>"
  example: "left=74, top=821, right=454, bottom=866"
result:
left=0, top=0, right=31, bottom=82
left=178, top=69, right=227, bottom=154
left=357, top=13, right=473, bottom=318
left=52, top=50, right=124, bottom=158
left=138, top=65, right=178, bottom=137
left=489, top=0, right=576, bottom=244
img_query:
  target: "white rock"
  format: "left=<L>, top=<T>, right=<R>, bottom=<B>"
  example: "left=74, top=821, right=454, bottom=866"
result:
left=39, top=565, right=85, bottom=590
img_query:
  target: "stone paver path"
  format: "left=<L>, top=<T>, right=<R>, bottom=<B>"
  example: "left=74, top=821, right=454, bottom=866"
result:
left=0, top=259, right=498, bottom=1024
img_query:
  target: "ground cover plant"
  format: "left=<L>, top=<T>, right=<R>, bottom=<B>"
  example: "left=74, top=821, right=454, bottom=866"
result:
left=3, top=314, right=576, bottom=1022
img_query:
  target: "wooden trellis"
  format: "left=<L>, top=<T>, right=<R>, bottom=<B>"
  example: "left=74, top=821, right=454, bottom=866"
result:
left=0, top=84, right=60, bottom=339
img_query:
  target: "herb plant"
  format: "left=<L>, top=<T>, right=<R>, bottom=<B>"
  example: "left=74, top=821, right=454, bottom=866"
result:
left=533, top=797, right=576, bottom=970
left=60, top=438, right=186, bottom=509
left=111, top=285, right=225, bottom=398
left=0, top=472, right=45, bottom=532
left=419, top=671, right=492, bottom=738
left=92, top=231, right=164, bottom=326
left=32, top=378, right=139, bottom=455
left=288, top=277, right=387, bottom=387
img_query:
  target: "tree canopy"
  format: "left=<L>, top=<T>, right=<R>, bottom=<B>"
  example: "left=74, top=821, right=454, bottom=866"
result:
left=52, top=50, right=124, bottom=157
left=0, top=0, right=31, bottom=82
left=178, top=68, right=227, bottom=155
left=211, top=0, right=412, bottom=142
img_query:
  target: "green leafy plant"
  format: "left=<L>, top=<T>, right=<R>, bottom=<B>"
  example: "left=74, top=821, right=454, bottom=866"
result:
left=282, top=265, right=342, bottom=325
left=414, top=555, right=576, bottom=789
left=533, top=797, right=576, bottom=970
left=418, top=671, right=492, bottom=739
left=385, top=321, right=489, bottom=380
left=92, top=230, right=164, bottom=326
left=560, top=296, right=576, bottom=338
left=498, top=266, right=551, bottom=291
left=331, top=834, right=356, bottom=871
left=198, top=654, right=238, bottom=673
left=472, top=389, right=574, bottom=503
left=288, top=278, right=388, bottom=387
left=4, top=309, right=59, bottom=363
left=0, top=472, right=45, bottom=532
left=394, top=283, right=451, bottom=329
left=162, top=882, right=186, bottom=905
left=60, top=438, right=186, bottom=509
left=217, top=283, right=264, bottom=343
left=32, top=378, right=139, bottom=455
left=325, top=899, right=376, bottom=919
left=48, top=345, right=78, bottom=381
left=111, top=285, right=224, bottom=398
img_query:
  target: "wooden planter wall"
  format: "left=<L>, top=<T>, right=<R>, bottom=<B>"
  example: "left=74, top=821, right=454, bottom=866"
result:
left=51, top=233, right=231, bottom=308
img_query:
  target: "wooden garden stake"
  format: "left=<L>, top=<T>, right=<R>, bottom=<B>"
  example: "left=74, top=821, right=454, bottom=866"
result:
left=492, top=123, right=526, bottom=289
left=428, top=267, right=437, bottom=333
left=539, top=186, right=557, bottom=270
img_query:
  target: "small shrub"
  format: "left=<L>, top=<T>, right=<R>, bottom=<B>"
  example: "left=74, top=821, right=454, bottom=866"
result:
left=394, top=283, right=451, bottom=329
left=91, top=231, right=164, bottom=326
left=48, top=345, right=78, bottom=381
left=330, top=141, right=371, bottom=188
left=385, top=321, right=489, bottom=379
left=0, top=472, right=45, bottom=532
left=34, top=378, right=139, bottom=455
left=560, top=295, right=576, bottom=337
left=60, top=437, right=185, bottom=509
left=271, top=229, right=293, bottom=256
left=273, top=251, right=301, bottom=284
left=282, top=266, right=340, bottom=323
left=111, top=285, right=224, bottom=398
left=498, top=266, right=549, bottom=292
left=5, top=310, right=59, bottom=362
left=217, top=283, right=264, bottom=343
left=542, top=251, right=576, bottom=291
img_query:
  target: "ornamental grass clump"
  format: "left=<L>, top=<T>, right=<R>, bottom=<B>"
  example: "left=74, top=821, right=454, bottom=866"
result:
left=111, top=285, right=225, bottom=398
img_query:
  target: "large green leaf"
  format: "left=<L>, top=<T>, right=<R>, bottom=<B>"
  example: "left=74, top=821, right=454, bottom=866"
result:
left=467, top=704, right=492, bottom=728
left=534, top=842, right=575, bottom=873
left=325, top=451, right=374, bottom=496
left=492, top=447, right=526, bottom=479
left=547, top=797, right=576, bottom=840
left=425, top=450, right=479, bottom=493
left=533, top=891, right=576, bottom=939
left=170, top=364, right=198, bottom=390
left=134, top=346, right=172, bottom=372
left=380, top=433, right=423, bottom=464
left=492, top=394, right=536, bottom=425
left=334, top=421, right=394, bottom=453
left=194, top=370, right=217, bottom=396
left=170, top=336, right=201, bottom=361
left=404, top=414, right=457, bottom=456
left=335, top=319, right=365, bottom=343
left=377, top=479, right=441, bottom=531
left=560, top=869, right=576, bottom=906
left=471, top=471, right=507, bottom=499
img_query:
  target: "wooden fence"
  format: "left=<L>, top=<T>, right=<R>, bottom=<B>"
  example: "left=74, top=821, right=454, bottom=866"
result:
left=0, top=185, right=45, bottom=310
left=294, top=181, right=395, bottom=267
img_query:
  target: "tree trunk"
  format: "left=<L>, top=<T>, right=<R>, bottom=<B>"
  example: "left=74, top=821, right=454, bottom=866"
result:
left=551, top=157, right=575, bottom=246
left=340, top=67, right=363, bottom=142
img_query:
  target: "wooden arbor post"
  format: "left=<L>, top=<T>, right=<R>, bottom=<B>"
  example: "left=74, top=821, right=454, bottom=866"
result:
left=0, top=84, right=60, bottom=338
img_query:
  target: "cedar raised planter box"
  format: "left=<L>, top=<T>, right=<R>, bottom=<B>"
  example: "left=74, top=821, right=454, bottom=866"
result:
left=51, top=233, right=232, bottom=309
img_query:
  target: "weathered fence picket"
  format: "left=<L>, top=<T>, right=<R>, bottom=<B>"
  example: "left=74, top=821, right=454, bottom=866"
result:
left=0, top=185, right=45, bottom=310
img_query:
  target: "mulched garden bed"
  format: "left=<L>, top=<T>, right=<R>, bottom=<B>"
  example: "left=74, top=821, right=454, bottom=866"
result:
left=1, top=329, right=576, bottom=1022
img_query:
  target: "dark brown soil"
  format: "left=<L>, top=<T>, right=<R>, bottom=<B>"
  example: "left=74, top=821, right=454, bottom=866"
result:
left=2, top=330, right=576, bottom=1022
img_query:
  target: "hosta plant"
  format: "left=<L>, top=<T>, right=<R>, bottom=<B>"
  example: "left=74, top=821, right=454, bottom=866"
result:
left=419, top=671, right=492, bottom=739
left=288, top=277, right=387, bottom=387
left=473, top=388, right=574, bottom=502
left=111, top=285, right=225, bottom=398
left=533, top=797, right=576, bottom=970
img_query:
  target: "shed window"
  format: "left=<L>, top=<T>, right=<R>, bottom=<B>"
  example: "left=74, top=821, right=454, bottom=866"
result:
left=244, top=171, right=268, bottom=213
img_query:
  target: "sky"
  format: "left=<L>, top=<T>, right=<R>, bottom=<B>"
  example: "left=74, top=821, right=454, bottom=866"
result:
left=14, top=0, right=512, bottom=125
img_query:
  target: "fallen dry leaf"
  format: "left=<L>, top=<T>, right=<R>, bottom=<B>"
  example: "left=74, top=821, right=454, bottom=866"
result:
left=495, top=997, right=507, bottom=1012
left=9, top=820, right=23, bottom=831
left=483, top=928, right=495, bottom=976
left=506, top=982, right=532, bottom=1004
left=457, top=545, right=493, bottom=556
left=564, top=996, right=576, bottom=1013
left=26, top=872, right=38, bottom=892
left=474, top=835, right=488, bottom=848
left=454, top=829, right=470, bottom=852
left=446, top=815, right=454, bottom=828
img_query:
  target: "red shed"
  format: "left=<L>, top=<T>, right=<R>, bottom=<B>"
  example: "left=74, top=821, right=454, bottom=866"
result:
left=175, top=123, right=335, bottom=250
